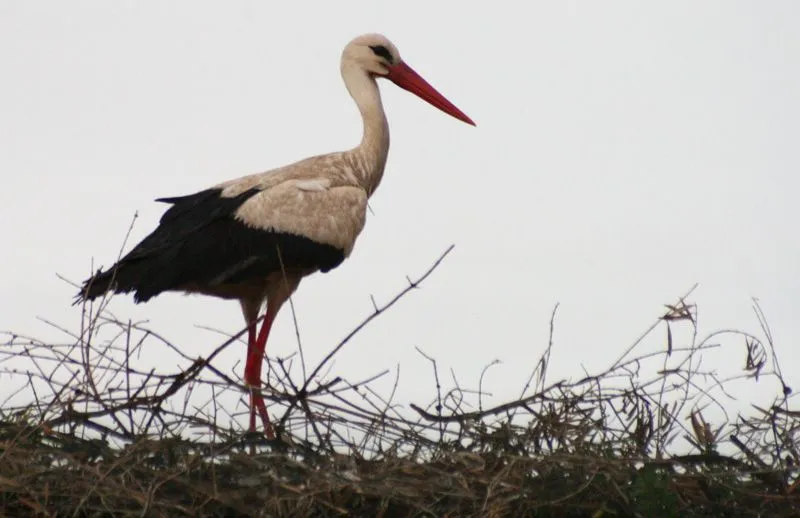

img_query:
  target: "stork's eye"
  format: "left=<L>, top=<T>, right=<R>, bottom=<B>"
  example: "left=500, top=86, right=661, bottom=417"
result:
left=369, top=45, right=393, bottom=64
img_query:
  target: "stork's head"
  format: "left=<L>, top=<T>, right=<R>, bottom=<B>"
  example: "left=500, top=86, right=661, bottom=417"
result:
left=342, top=33, right=475, bottom=126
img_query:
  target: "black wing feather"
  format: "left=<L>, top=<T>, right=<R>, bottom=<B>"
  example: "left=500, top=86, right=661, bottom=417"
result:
left=77, top=187, right=345, bottom=304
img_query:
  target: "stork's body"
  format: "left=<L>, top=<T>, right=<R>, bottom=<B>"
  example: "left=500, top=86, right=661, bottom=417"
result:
left=77, top=34, right=474, bottom=438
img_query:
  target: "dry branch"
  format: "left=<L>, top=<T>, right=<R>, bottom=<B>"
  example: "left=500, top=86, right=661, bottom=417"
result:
left=1, top=254, right=799, bottom=516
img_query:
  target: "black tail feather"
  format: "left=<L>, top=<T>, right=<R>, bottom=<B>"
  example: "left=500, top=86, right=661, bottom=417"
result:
left=74, top=255, right=169, bottom=306
left=74, top=267, right=115, bottom=305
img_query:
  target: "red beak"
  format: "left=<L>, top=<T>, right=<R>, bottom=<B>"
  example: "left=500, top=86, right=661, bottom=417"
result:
left=384, top=61, right=476, bottom=126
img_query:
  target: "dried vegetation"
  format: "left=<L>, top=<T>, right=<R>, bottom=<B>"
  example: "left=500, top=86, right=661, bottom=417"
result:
left=1, top=249, right=799, bottom=516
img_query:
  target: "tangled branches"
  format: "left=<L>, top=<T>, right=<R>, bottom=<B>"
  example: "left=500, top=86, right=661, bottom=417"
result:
left=1, top=250, right=799, bottom=516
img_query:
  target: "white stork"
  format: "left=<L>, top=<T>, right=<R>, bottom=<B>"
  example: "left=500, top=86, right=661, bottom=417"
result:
left=77, top=33, right=474, bottom=438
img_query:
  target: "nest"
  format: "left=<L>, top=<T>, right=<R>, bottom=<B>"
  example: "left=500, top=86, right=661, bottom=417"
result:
left=1, top=250, right=799, bottom=516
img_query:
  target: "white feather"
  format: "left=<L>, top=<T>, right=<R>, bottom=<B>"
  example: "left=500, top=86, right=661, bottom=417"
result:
left=294, top=178, right=331, bottom=192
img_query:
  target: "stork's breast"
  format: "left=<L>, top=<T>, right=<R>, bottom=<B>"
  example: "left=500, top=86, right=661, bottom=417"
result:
left=233, top=182, right=368, bottom=254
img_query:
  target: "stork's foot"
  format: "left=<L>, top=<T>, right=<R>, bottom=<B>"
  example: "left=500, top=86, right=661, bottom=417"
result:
left=249, top=387, right=275, bottom=439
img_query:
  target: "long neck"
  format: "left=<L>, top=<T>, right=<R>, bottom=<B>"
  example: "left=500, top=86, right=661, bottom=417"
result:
left=341, top=63, right=390, bottom=197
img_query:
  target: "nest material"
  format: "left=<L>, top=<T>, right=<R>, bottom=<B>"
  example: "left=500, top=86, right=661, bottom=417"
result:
left=2, top=255, right=799, bottom=516
left=1, top=419, right=798, bottom=517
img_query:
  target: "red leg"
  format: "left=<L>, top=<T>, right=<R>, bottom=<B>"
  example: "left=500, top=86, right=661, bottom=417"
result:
left=244, top=321, right=258, bottom=432
left=240, top=275, right=300, bottom=439
left=243, top=305, right=278, bottom=439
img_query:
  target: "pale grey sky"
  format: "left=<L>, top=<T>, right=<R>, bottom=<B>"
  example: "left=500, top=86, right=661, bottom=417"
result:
left=1, top=2, right=798, bottom=425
